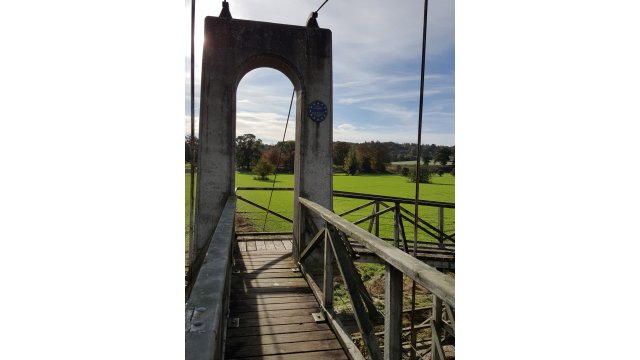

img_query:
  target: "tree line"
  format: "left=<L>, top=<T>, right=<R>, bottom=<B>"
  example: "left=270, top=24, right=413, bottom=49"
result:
left=186, top=134, right=454, bottom=180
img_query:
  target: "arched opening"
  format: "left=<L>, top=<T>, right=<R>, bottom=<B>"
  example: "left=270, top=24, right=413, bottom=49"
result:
left=234, top=67, right=298, bottom=233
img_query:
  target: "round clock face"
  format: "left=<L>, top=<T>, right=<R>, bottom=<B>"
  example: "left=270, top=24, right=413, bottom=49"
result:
left=308, top=100, right=328, bottom=123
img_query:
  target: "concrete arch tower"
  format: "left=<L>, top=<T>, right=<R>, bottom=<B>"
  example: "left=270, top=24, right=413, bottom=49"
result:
left=193, top=14, right=333, bottom=261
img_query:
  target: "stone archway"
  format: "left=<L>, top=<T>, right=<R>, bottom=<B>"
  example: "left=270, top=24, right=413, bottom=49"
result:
left=193, top=15, right=333, bottom=261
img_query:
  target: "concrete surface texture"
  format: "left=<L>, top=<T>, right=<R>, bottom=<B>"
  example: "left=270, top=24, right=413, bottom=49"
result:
left=194, top=15, right=333, bottom=262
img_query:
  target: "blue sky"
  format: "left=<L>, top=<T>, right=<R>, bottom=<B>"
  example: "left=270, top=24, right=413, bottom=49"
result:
left=185, top=0, right=454, bottom=145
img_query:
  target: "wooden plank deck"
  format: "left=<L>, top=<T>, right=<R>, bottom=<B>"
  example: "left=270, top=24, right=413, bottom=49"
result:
left=226, top=235, right=349, bottom=360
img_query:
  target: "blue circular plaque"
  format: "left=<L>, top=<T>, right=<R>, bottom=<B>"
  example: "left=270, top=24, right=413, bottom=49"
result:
left=308, top=100, right=328, bottom=123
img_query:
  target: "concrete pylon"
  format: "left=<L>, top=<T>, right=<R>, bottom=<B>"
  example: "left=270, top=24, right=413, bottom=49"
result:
left=194, top=16, right=333, bottom=263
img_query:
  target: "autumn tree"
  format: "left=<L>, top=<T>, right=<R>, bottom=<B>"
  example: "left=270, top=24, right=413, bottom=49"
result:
left=275, top=141, right=295, bottom=172
left=261, top=148, right=284, bottom=169
left=252, top=159, right=275, bottom=180
left=434, top=146, right=452, bottom=166
left=333, top=141, right=352, bottom=166
left=235, top=134, right=264, bottom=171
left=343, top=146, right=359, bottom=175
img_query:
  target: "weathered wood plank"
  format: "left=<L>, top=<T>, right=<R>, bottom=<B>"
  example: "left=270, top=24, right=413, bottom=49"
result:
left=237, top=240, right=247, bottom=252
left=283, top=240, right=293, bottom=250
left=234, top=314, right=318, bottom=328
left=236, top=261, right=295, bottom=270
left=225, top=329, right=336, bottom=348
left=273, top=240, right=285, bottom=250
left=234, top=268, right=296, bottom=274
left=226, top=322, right=330, bottom=338
left=230, top=293, right=316, bottom=304
left=265, top=240, right=277, bottom=251
left=231, top=301, right=320, bottom=312
left=235, top=254, right=292, bottom=260
left=234, top=265, right=294, bottom=275
left=246, top=241, right=257, bottom=251
left=237, top=251, right=291, bottom=257
left=256, top=240, right=267, bottom=251
left=225, top=338, right=344, bottom=358
left=236, top=272, right=302, bottom=279
left=235, top=260, right=294, bottom=266
left=234, top=267, right=298, bottom=274
left=226, top=349, right=348, bottom=360
left=230, top=307, right=320, bottom=320
left=237, top=262, right=293, bottom=268
left=236, top=235, right=293, bottom=239
left=238, top=251, right=291, bottom=256
left=230, top=286, right=311, bottom=294
left=231, top=278, right=307, bottom=288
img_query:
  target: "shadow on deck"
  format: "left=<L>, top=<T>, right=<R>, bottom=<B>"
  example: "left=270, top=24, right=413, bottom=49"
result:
left=225, top=233, right=349, bottom=359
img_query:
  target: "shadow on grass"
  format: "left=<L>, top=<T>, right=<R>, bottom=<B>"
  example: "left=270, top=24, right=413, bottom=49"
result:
left=252, top=178, right=283, bottom=183
left=426, top=182, right=454, bottom=186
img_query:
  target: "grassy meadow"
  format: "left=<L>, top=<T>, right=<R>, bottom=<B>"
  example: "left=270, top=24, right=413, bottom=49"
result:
left=186, top=171, right=454, bottom=246
left=185, top=170, right=455, bottom=318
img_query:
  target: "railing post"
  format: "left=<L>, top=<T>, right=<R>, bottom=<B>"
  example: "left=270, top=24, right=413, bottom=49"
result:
left=433, top=294, right=442, bottom=327
left=432, top=294, right=443, bottom=360
left=393, top=202, right=400, bottom=248
left=384, top=264, right=403, bottom=360
left=374, top=201, right=380, bottom=237
left=438, top=207, right=444, bottom=249
left=323, top=227, right=334, bottom=310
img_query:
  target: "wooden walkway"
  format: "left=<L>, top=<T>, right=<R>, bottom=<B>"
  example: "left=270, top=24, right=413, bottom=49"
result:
left=225, top=233, right=349, bottom=360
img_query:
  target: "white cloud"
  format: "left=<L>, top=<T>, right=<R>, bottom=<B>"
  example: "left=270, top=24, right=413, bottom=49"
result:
left=333, top=120, right=454, bottom=145
left=184, top=115, right=199, bottom=137
left=236, top=111, right=296, bottom=144
left=337, top=123, right=356, bottom=131
left=185, top=0, right=454, bottom=145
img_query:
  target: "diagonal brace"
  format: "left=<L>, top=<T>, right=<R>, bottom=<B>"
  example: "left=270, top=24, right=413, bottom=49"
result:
left=327, top=226, right=383, bottom=360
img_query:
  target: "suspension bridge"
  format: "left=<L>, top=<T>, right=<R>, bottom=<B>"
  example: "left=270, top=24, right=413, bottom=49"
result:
left=185, top=2, right=454, bottom=359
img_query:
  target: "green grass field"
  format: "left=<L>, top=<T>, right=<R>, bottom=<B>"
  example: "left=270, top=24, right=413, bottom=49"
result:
left=185, top=171, right=454, bottom=318
left=186, top=171, right=454, bottom=246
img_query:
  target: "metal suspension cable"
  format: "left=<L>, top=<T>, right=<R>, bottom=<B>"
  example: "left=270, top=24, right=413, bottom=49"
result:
left=187, top=0, right=197, bottom=276
left=316, top=0, right=330, bottom=13
left=411, top=0, right=429, bottom=359
left=262, top=89, right=295, bottom=231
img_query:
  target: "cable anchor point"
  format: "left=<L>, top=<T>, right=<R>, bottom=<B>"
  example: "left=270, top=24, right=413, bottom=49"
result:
left=219, top=1, right=232, bottom=19
left=306, top=11, right=319, bottom=28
